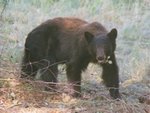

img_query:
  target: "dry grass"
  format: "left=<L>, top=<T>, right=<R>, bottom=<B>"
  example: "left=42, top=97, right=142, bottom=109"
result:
left=0, top=0, right=150, bottom=113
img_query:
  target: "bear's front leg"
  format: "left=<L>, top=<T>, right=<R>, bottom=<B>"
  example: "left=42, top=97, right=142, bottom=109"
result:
left=101, top=54, right=121, bottom=99
left=66, top=63, right=82, bottom=97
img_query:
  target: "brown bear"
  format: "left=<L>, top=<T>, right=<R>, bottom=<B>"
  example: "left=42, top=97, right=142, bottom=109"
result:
left=21, top=17, right=120, bottom=99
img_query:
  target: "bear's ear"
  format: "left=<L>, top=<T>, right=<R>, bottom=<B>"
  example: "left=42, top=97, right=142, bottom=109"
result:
left=107, top=28, right=117, bottom=40
left=84, top=31, right=94, bottom=43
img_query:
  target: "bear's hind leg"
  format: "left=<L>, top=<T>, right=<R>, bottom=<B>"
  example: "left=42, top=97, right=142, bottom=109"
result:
left=21, top=51, right=38, bottom=79
left=39, top=59, right=58, bottom=91
left=21, top=63, right=38, bottom=79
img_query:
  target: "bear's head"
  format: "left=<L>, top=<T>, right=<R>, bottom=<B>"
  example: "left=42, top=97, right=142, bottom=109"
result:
left=84, top=28, right=117, bottom=64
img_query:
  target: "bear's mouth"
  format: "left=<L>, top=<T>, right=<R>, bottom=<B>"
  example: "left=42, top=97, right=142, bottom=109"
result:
left=97, top=60, right=106, bottom=64
left=97, top=56, right=112, bottom=64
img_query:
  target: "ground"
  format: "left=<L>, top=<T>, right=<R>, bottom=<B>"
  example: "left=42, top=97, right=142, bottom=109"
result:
left=0, top=0, right=150, bottom=113
left=0, top=61, right=149, bottom=113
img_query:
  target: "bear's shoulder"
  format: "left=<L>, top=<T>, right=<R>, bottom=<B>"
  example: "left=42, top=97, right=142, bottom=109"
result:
left=79, top=21, right=108, bottom=36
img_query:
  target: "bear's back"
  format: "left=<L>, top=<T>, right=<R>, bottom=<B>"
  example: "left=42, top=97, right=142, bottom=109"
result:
left=43, top=17, right=107, bottom=35
left=43, top=17, right=88, bottom=32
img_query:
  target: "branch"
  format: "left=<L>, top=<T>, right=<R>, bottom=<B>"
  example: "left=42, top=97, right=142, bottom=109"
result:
left=0, top=0, right=9, bottom=19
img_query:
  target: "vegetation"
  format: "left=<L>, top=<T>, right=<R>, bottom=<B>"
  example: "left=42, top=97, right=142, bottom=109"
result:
left=0, top=0, right=150, bottom=112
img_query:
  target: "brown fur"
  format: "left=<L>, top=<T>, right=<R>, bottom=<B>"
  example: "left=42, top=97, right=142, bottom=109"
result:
left=21, top=17, right=120, bottom=99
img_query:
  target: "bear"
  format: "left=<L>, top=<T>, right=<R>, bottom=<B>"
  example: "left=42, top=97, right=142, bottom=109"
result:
left=21, top=17, right=120, bottom=99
